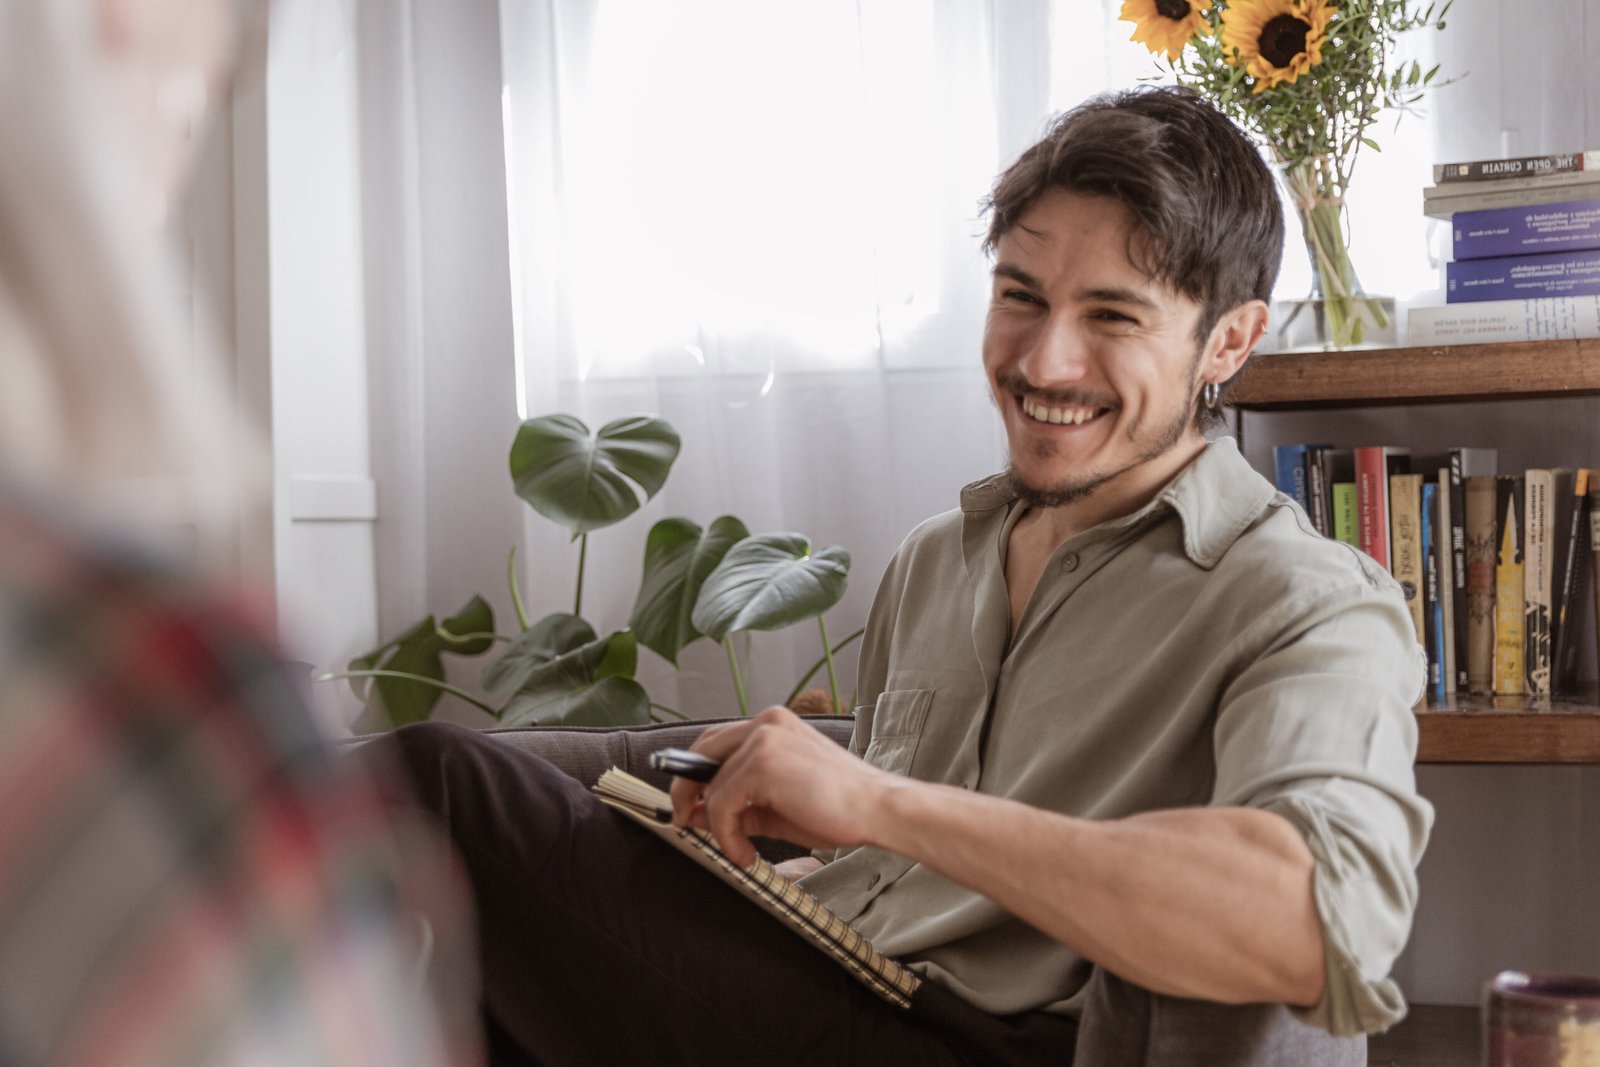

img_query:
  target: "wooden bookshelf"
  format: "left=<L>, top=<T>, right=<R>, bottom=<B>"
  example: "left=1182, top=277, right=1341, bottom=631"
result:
left=1230, top=338, right=1600, bottom=410
left=1416, top=699, right=1600, bottom=764
left=1230, top=340, right=1600, bottom=765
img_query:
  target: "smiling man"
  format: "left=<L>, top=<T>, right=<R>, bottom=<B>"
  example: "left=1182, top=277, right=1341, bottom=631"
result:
left=381, top=86, right=1431, bottom=1065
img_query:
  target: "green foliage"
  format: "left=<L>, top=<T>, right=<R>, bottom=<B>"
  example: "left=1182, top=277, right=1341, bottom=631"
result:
left=629, top=515, right=751, bottom=664
left=510, top=414, right=681, bottom=536
left=492, top=621, right=650, bottom=727
left=327, top=414, right=856, bottom=731
left=1157, top=0, right=1452, bottom=199
left=691, top=534, right=851, bottom=642
left=345, top=595, right=497, bottom=731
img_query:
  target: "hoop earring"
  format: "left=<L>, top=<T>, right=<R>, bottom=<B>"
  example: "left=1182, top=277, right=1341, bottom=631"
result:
left=1201, top=381, right=1222, bottom=412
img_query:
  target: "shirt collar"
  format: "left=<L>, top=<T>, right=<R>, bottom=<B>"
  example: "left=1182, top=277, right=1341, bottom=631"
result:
left=957, top=437, right=1275, bottom=570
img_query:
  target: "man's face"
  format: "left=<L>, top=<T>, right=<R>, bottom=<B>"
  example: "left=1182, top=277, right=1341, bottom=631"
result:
left=982, top=188, right=1211, bottom=509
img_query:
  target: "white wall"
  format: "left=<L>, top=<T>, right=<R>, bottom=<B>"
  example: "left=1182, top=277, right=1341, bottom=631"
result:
left=260, top=0, right=381, bottom=719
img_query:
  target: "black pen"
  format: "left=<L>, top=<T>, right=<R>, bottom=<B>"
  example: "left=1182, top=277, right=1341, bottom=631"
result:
left=649, top=747, right=722, bottom=783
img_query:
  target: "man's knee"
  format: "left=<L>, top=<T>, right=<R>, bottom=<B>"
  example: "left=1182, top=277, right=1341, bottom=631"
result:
left=357, top=719, right=487, bottom=820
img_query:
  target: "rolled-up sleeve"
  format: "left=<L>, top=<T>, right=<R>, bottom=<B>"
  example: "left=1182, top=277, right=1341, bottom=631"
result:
left=1211, top=580, right=1434, bottom=1036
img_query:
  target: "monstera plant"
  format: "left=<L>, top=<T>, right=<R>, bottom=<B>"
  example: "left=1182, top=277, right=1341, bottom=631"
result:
left=327, top=413, right=861, bottom=731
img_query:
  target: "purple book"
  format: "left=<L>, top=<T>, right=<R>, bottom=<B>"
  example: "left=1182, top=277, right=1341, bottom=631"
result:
left=1452, top=199, right=1600, bottom=260
left=1446, top=247, right=1600, bottom=303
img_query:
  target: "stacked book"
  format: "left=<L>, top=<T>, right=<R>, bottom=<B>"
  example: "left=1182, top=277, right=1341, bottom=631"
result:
left=1409, top=149, right=1600, bottom=345
left=1274, top=444, right=1598, bottom=705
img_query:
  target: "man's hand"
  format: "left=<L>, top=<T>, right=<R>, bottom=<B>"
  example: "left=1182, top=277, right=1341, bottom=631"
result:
left=667, top=706, right=898, bottom=867
left=771, top=856, right=825, bottom=881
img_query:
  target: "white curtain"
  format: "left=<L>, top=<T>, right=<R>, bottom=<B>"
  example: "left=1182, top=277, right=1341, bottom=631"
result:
left=498, top=0, right=1064, bottom=718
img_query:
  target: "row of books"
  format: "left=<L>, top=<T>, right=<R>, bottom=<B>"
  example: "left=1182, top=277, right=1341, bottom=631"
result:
left=1274, top=444, right=1597, bottom=704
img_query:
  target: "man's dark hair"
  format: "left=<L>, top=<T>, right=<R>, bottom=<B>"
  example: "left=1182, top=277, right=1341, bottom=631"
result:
left=982, top=87, right=1283, bottom=427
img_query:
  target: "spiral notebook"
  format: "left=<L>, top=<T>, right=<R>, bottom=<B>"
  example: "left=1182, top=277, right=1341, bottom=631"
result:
left=592, top=768, right=922, bottom=1009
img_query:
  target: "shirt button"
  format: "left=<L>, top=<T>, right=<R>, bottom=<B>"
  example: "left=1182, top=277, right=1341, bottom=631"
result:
left=867, top=873, right=882, bottom=890
left=1061, top=552, right=1079, bottom=571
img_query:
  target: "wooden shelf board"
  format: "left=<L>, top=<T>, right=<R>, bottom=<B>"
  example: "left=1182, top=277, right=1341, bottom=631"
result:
left=1368, top=1003, right=1477, bottom=1067
left=1230, top=338, right=1600, bottom=409
left=1415, top=700, right=1600, bottom=764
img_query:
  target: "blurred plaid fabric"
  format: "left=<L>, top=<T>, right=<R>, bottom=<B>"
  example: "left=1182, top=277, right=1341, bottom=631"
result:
left=0, top=497, right=480, bottom=1067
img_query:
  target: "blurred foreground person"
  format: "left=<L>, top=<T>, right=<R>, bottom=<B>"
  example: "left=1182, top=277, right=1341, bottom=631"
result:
left=0, top=1, right=479, bottom=1064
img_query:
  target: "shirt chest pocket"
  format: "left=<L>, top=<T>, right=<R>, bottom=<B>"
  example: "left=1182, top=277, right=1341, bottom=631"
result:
left=860, top=688, right=933, bottom=777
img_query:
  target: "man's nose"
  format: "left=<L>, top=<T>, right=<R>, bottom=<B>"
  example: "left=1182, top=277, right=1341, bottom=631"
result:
left=1017, top=313, right=1093, bottom=388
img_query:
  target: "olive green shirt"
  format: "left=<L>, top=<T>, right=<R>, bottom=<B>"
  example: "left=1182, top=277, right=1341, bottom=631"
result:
left=800, top=437, right=1432, bottom=1037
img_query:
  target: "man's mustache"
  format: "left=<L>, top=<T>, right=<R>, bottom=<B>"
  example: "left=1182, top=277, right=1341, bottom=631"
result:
left=992, top=369, right=1119, bottom=411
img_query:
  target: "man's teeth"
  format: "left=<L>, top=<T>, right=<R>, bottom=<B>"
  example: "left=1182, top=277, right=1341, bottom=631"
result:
left=1022, top=398, right=1102, bottom=425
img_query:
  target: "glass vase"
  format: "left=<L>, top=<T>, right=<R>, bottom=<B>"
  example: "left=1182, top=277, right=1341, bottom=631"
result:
left=1274, top=159, right=1397, bottom=352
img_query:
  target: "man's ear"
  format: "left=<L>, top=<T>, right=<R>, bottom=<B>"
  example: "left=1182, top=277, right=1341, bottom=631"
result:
left=1202, top=299, right=1269, bottom=386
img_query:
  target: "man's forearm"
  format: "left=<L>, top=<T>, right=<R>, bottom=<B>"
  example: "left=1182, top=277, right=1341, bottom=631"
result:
left=869, top=779, right=1326, bottom=1007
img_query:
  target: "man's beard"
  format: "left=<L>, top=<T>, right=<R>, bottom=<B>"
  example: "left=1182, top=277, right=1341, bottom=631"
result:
left=999, top=352, right=1202, bottom=510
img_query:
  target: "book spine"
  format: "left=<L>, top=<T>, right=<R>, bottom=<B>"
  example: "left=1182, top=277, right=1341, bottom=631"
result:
left=1422, top=482, right=1444, bottom=702
left=1553, top=470, right=1590, bottom=697
left=1524, top=470, right=1554, bottom=699
left=1449, top=455, right=1471, bottom=690
left=1406, top=296, right=1600, bottom=345
left=1425, top=181, right=1600, bottom=222
left=1452, top=199, right=1600, bottom=260
left=1434, top=150, right=1599, bottom=184
left=1273, top=444, right=1317, bottom=511
left=1465, top=476, right=1499, bottom=694
left=1306, top=450, right=1331, bottom=537
left=1391, top=474, right=1426, bottom=644
left=1593, top=483, right=1600, bottom=705
left=1447, top=248, right=1600, bottom=303
left=1332, top=483, right=1359, bottom=547
left=1494, top=476, right=1526, bottom=695
left=1436, top=467, right=1457, bottom=697
left=1356, top=448, right=1391, bottom=569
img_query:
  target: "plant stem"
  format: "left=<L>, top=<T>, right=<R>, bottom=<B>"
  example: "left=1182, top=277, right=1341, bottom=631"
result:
left=724, top=638, right=749, bottom=717
left=784, top=626, right=866, bottom=705
left=650, top=701, right=688, bottom=720
left=574, top=533, right=588, bottom=616
left=319, top=669, right=501, bottom=716
left=508, top=545, right=531, bottom=630
left=434, top=628, right=513, bottom=647
left=817, top=615, right=842, bottom=715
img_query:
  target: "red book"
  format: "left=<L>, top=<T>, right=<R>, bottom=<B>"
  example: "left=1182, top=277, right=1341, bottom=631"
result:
left=1355, top=446, right=1411, bottom=570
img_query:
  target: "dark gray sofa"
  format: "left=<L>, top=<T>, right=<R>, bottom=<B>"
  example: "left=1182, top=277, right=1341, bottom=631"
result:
left=470, top=716, right=1366, bottom=1066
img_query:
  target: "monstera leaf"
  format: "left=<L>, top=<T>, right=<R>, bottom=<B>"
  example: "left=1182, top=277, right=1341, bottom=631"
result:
left=486, top=618, right=648, bottom=727
left=629, top=514, right=751, bottom=665
left=509, top=414, right=681, bottom=536
left=691, top=534, right=851, bottom=642
left=482, top=613, right=598, bottom=694
left=347, top=595, right=496, bottom=730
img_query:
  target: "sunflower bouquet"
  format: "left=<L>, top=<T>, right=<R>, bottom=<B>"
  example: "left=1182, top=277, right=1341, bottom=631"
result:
left=1121, top=0, right=1450, bottom=348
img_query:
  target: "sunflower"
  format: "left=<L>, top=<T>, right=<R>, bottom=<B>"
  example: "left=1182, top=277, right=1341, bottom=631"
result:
left=1220, top=0, right=1335, bottom=92
left=1119, top=0, right=1212, bottom=61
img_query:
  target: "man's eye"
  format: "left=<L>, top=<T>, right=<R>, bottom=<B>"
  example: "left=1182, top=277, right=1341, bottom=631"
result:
left=1092, top=309, right=1135, bottom=324
left=1002, top=288, right=1041, bottom=305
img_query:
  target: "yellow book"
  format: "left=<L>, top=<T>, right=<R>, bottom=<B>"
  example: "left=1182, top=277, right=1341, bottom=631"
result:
left=1493, top=476, right=1525, bottom=695
left=1390, top=474, right=1425, bottom=643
